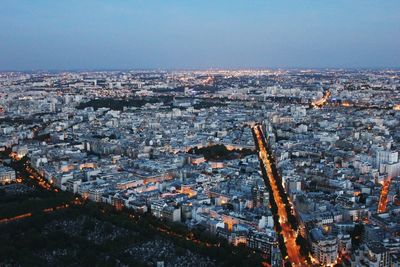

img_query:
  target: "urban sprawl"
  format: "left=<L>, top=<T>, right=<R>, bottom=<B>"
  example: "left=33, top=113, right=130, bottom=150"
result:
left=1, top=69, right=400, bottom=266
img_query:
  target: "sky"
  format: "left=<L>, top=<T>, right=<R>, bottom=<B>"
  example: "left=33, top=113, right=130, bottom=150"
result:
left=0, top=0, right=399, bottom=70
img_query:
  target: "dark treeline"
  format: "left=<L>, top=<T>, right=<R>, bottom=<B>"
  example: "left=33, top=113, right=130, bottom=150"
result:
left=76, top=96, right=174, bottom=111
left=76, top=95, right=230, bottom=111
left=0, top=199, right=265, bottom=267
left=188, top=144, right=255, bottom=161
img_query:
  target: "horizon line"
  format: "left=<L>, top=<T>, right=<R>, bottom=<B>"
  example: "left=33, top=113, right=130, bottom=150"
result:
left=1, top=66, right=400, bottom=73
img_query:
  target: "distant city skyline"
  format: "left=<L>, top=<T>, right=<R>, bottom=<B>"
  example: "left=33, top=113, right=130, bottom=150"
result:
left=0, top=0, right=399, bottom=71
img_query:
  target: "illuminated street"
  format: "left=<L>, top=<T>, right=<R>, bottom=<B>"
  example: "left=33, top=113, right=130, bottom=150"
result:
left=311, top=90, right=331, bottom=109
left=378, top=178, right=391, bottom=214
left=252, top=124, right=308, bottom=266
left=9, top=152, right=56, bottom=192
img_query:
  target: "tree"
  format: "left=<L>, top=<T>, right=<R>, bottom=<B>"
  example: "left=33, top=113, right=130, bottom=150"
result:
left=296, top=234, right=311, bottom=257
left=351, top=223, right=364, bottom=249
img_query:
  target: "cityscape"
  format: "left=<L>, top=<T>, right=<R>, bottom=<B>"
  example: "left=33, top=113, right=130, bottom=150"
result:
left=1, top=69, right=400, bottom=266
left=1, top=1, right=400, bottom=267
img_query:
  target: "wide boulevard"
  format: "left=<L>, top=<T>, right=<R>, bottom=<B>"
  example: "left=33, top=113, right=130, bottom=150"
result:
left=252, top=124, right=308, bottom=266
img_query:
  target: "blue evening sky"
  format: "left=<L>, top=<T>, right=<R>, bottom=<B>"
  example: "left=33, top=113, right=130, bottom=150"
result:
left=0, top=0, right=399, bottom=70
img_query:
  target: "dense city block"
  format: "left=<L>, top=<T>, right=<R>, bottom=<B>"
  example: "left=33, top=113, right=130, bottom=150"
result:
left=1, top=69, right=400, bottom=266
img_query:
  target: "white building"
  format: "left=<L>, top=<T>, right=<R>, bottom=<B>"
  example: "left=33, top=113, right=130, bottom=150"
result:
left=352, top=241, right=390, bottom=267
left=310, top=229, right=338, bottom=266
left=376, top=150, right=398, bottom=166
left=0, top=166, right=16, bottom=184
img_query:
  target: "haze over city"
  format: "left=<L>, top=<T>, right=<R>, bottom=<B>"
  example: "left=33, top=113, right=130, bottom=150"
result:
left=0, top=0, right=399, bottom=70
